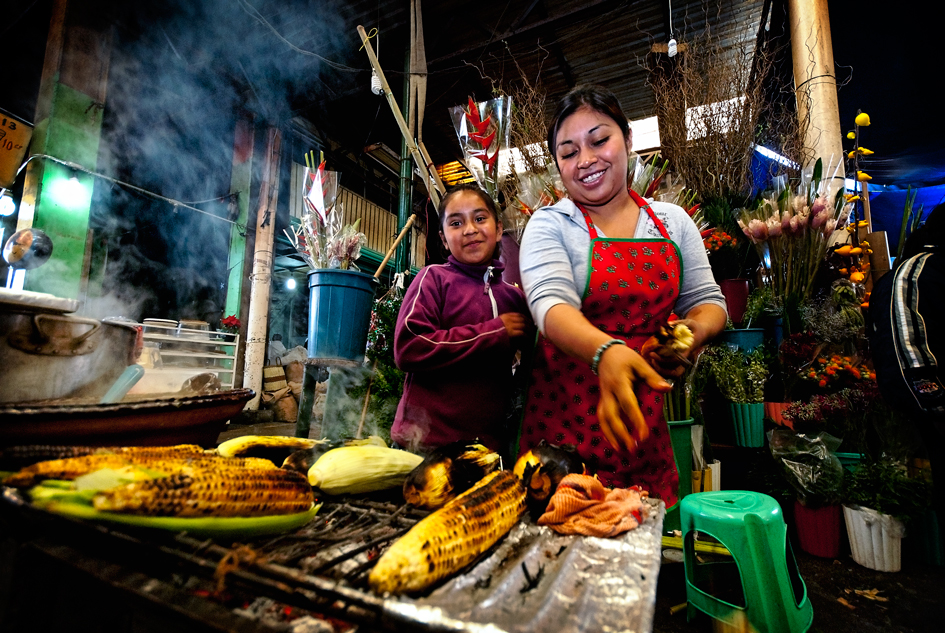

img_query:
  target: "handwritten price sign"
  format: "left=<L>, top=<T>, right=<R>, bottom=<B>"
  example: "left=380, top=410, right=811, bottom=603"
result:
left=0, top=112, right=33, bottom=189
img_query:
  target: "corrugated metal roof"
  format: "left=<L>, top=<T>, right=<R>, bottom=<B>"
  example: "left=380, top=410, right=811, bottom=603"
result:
left=250, top=0, right=767, bottom=170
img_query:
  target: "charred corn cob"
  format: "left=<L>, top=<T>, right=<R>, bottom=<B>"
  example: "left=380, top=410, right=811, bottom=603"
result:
left=513, top=440, right=587, bottom=518
left=369, top=469, right=526, bottom=595
left=3, top=452, right=277, bottom=488
left=92, top=468, right=313, bottom=517
left=216, top=435, right=325, bottom=461
left=403, top=441, right=502, bottom=510
left=282, top=435, right=388, bottom=474
left=307, top=445, right=423, bottom=495
left=0, top=444, right=206, bottom=472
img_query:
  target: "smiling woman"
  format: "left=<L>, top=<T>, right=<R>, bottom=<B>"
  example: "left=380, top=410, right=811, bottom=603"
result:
left=518, top=85, right=727, bottom=504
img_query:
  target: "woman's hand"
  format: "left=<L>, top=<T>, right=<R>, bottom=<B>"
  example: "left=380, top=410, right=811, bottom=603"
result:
left=596, top=344, right=673, bottom=451
left=641, top=306, right=728, bottom=378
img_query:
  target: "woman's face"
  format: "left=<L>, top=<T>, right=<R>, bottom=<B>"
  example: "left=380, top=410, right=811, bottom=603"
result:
left=439, top=190, right=502, bottom=266
left=553, top=105, right=632, bottom=209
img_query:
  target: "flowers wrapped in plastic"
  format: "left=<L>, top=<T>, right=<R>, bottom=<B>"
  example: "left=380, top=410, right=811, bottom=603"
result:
left=285, top=152, right=366, bottom=270
left=736, top=158, right=852, bottom=334
left=449, top=96, right=512, bottom=201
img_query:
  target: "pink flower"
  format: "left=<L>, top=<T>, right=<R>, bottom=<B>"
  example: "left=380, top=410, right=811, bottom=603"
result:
left=823, top=218, right=837, bottom=236
left=781, top=208, right=794, bottom=232
left=811, top=207, right=831, bottom=229
left=811, top=196, right=827, bottom=216
left=765, top=216, right=783, bottom=237
left=746, top=218, right=768, bottom=243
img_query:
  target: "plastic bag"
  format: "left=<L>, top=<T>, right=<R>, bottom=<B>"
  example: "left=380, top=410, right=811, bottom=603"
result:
left=768, top=429, right=844, bottom=507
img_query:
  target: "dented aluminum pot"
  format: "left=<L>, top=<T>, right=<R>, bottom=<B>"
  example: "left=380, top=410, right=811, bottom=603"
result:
left=0, top=311, right=141, bottom=404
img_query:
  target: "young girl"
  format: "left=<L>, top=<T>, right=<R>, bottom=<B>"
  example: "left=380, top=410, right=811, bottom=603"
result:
left=392, top=183, right=532, bottom=455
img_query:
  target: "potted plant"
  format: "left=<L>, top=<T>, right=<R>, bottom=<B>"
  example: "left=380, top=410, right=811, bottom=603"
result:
left=842, top=458, right=932, bottom=572
left=702, top=343, right=769, bottom=447
left=284, top=152, right=375, bottom=363
left=769, top=429, right=845, bottom=558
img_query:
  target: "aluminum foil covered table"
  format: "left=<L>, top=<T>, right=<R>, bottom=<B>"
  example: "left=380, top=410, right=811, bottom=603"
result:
left=379, top=501, right=665, bottom=633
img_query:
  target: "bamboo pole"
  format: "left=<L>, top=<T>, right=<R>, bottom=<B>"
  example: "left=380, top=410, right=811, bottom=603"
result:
left=242, top=128, right=282, bottom=410
left=418, top=140, right=446, bottom=195
left=357, top=25, right=440, bottom=207
left=374, top=214, right=416, bottom=278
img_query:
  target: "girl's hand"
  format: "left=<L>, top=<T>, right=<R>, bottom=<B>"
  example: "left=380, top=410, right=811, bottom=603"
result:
left=499, top=312, right=529, bottom=338
left=596, top=344, right=673, bottom=451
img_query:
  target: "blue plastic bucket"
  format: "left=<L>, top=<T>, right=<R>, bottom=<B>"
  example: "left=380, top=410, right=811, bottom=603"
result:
left=718, top=328, right=765, bottom=352
left=307, top=269, right=378, bottom=363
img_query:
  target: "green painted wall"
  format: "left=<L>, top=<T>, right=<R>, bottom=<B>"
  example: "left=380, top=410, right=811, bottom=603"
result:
left=25, top=82, right=102, bottom=299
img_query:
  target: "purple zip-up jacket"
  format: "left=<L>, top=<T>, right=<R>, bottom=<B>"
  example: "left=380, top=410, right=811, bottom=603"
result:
left=392, top=256, right=531, bottom=453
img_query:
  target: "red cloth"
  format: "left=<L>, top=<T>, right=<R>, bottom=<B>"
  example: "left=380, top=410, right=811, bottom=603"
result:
left=537, top=474, right=650, bottom=537
left=521, top=191, right=681, bottom=505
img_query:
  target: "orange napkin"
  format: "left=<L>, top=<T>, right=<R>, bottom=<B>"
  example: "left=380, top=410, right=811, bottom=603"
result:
left=537, top=474, right=650, bottom=537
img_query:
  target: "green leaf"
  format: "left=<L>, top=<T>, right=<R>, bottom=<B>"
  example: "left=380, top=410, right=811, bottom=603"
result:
left=812, top=158, right=823, bottom=184
left=39, top=502, right=322, bottom=538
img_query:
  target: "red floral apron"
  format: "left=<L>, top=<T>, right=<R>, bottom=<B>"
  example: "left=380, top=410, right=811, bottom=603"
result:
left=520, top=191, right=682, bottom=506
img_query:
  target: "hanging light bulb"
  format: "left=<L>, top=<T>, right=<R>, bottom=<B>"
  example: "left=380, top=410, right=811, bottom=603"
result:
left=667, top=38, right=677, bottom=57
left=371, top=69, right=383, bottom=95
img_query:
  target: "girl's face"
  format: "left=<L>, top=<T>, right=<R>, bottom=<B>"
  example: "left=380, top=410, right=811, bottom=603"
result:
left=439, top=190, right=502, bottom=266
left=553, top=105, right=632, bottom=209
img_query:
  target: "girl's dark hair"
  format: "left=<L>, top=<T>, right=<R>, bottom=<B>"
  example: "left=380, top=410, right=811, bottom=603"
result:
left=437, top=183, right=501, bottom=232
left=547, top=85, right=630, bottom=167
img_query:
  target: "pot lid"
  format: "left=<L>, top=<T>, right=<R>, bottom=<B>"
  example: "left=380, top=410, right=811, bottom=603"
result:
left=0, top=288, right=80, bottom=314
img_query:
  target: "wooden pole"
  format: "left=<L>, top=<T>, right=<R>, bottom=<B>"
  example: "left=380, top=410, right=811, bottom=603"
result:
left=375, top=214, right=417, bottom=278
left=242, top=128, right=282, bottom=410
left=788, top=0, right=844, bottom=199
left=357, top=25, right=440, bottom=207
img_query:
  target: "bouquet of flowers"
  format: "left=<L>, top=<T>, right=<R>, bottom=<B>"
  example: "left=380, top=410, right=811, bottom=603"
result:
left=285, top=151, right=366, bottom=270
left=737, top=158, right=852, bottom=335
left=449, top=96, right=512, bottom=202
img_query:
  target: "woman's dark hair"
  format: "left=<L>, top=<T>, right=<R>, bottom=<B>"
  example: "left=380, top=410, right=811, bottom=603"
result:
left=436, top=183, right=501, bottom=232
left=546, top=85, right=630, bottom=167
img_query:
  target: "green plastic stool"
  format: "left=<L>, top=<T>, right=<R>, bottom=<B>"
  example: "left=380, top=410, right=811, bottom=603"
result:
left=681, top=491, right=813, bottom=633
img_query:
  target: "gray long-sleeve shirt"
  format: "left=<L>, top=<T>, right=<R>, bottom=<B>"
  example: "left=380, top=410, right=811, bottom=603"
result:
left=519, top=197, right=727, bottom=333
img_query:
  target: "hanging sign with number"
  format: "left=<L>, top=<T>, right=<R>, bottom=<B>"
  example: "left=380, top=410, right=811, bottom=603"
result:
left=0, top=110, right=33, bottom=189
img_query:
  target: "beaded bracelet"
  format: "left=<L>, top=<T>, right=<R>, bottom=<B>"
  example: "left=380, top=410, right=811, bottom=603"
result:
left=590, top=338, right=626, bottom=375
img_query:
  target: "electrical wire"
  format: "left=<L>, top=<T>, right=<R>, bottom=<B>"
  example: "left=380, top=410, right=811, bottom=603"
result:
left=15, top=154, right=241, bottom=226
left=235, top=0, right=363, bottom=73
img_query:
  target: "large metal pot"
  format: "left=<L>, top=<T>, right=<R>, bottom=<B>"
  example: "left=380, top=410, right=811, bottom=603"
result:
left=0, top=311, right=140, bottom=403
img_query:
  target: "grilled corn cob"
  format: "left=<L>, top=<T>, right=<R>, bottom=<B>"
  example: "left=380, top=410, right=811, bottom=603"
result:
left=216, top=435, right=325, bottom=461
left=307, top=445, right=423, bottom=495
left=3, top=452, right=276, bottom=488
left=369, top=469, right=526, bottom=595
left=0, top=444, right=207, bottom=472
left=403, top=441, right=502, bottom=510
left=282, top=435, right=388, bottom=474
left=92, top=468, right=314, bottom=517
left=513, top=440, right=587, bottom=518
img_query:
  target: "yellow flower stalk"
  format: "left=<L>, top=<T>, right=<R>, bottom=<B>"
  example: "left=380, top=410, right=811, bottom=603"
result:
left=845, top=194, right=861, bottom=202
left=855, top=112, right=871, bottom=126
left=846, top=132, right=856, bottom=139
left=857, top=171, right=872, bottom=181
left=859, top=147, right=874, bottom=155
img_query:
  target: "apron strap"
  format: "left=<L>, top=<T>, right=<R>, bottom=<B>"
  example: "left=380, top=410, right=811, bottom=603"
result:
left=577, top=190, right=672, bottom=240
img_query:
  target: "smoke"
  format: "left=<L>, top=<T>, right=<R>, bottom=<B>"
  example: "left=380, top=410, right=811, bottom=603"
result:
left=81, top=0, right=352, bottom=322
left=319, top=365, right=395, bottom=444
